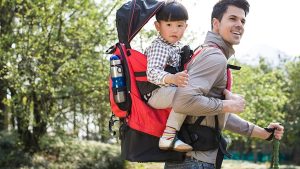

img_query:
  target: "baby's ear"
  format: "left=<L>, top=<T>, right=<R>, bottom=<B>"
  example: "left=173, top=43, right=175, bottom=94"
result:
left=154, top=21, right=160, bottom=31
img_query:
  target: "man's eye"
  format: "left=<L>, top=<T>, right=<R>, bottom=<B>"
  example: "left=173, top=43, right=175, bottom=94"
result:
left=167, top=24, right=171, bottom=26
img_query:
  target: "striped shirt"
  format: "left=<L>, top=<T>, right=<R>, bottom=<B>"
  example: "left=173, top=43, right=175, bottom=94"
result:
left=145, top=36, right=182, bottom=86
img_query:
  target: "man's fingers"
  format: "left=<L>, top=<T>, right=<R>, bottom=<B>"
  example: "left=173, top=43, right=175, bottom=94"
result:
left=223, top=89, right=230, bottom=95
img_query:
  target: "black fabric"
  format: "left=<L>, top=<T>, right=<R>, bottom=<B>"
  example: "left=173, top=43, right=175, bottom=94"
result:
left=114, top=44, right=132, bottom=112
left=227, top=64, right=241, bottom=70
left=120, top=123, right=185, bottom=162
left=116, top=0, right=164, bottom=48
left=134, top=71, right=147, bottom=77
left=135, top=65, right=179, bottom=102
left=215, top=136, right=228, bottom=169
left=264, top=127, right=275, bottom=141
left=164, top=65, right=179, bottom=74
left=178, top=116, right=231, bottom=168
left=136, top=81, right=159, bottom=97
left=178, top=116, right=220, bottom=151
left=179, top=45, right=193, bottom=71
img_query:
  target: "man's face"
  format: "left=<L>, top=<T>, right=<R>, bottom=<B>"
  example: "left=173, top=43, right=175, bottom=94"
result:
left=155, top=20, right=187, bottom=44
left=213, top=5, right=246, bottom=45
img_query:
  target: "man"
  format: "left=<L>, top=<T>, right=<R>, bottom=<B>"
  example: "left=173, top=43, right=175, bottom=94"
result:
left=164, top=0, right=284, bottom=168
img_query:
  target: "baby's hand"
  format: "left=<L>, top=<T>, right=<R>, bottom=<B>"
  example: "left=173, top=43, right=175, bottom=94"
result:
left=174, top=70, right=189, bottom=87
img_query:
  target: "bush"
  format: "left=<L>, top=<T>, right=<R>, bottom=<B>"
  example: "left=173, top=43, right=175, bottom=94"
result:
left=0, top=133, right=124, bottom=169
left=35, top=135, right=124, bottom=169
left=0, top=131, right=32, bottom=169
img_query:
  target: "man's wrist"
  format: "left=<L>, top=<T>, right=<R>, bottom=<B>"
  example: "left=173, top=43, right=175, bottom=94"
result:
left=222, top=100, right=230, bottom=113
left=264, top=127, right=275, bottom=141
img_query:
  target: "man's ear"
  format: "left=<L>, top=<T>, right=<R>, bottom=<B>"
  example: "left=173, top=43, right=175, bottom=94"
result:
left=154, top=21, right=160, bottom=31
left=212, top=18, right=220, bottom=32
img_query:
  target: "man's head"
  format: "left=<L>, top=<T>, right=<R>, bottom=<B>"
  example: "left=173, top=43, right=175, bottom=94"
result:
left=211, top=0, right=250, bottom=45
left=154, top=0, right=188, bottom=44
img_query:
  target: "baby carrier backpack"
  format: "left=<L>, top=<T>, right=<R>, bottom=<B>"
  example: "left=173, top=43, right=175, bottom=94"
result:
left=106, top=0, right=239, bottom=166
left=107, top=0, right=185, bottom=162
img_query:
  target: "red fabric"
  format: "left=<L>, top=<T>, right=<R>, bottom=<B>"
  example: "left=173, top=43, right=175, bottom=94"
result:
left=183, top=48, right=203, bottom=70
left=125, top=48, right=171, bottom=137
left=110, top=44, right=171, bottom=137
left=226, top=68, right=232, bottom=91
left=109, top=78, right=128, bottom=118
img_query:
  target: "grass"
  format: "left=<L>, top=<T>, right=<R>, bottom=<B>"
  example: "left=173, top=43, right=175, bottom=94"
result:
left=125, top=160, right=300, bottom=169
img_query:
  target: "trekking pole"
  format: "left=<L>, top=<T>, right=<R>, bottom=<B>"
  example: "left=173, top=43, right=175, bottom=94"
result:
left=270, top=138, right=280, bottom=169
left=268, top=126, right=280, bottom=169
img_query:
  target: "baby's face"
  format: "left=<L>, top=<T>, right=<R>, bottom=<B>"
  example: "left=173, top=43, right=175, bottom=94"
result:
left=155, top=20, right=187, bottom=44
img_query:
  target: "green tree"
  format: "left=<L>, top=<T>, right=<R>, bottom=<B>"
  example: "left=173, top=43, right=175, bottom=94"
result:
left=1, top=0, right=122, bottom=152
left=0, top=0, right=16, bottom=131
left=284, top=57, right=300, bottom=163
left=227, top=58, right=287, bottom=158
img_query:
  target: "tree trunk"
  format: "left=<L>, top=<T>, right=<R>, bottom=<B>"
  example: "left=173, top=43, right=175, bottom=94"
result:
left=0, top=0, right=15, bottom=131
left=72, top=99, right=78, bottom=137
left=0, top=81, right=6, bottom=130
left=32, top=92, right=49, bottom=151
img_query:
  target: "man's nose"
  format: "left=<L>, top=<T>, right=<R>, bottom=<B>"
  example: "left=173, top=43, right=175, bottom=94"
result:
left=236, top=20, right=244, bottom=27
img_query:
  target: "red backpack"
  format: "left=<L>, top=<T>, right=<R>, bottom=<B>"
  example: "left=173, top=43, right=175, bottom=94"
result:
left=107, top=0, right=185, bottom=162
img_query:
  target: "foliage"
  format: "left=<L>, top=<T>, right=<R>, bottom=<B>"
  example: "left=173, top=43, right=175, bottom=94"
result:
left=1, top=0, right=122, bottom=151
left=1, top=0, right=300, bottom=165
left=0, top=131, right=31, bottom=168
left=0, top=133, right=124, bottom=169
left=283, top=57, right=300, bottom=146
left=224, top=58, right=288, bottom=152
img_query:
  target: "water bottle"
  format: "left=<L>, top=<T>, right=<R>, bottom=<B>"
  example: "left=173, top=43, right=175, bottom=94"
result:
left=110, top=55, right=126, bottom=103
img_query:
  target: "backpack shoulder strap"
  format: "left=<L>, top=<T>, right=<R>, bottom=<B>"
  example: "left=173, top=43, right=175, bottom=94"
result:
left=183, top=44, right=220, bottom=70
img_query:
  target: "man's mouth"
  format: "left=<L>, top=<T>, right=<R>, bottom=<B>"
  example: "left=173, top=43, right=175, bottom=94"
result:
left=232, top=31, right=241, bottom=35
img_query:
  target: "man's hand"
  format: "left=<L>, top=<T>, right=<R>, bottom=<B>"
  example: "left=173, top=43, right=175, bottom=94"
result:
left=173, top=70, right=189, bottom=87
left=222, top=99, right=245, bottom=114
left=267, top=123, right=284, bottom=140
left=223, top=89, right=244, bottom=101
left=222, top=89, right=246, bottom=114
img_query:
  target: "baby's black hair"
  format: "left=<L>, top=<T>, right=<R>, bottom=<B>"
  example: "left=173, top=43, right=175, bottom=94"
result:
left=156, top=0, right=188, bottom=22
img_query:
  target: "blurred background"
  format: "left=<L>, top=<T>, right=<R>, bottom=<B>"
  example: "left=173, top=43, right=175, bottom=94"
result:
left=0, top=0, right=299, bottom=168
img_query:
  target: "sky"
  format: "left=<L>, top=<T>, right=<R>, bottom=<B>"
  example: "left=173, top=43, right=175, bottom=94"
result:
left=176, top=0, right=300, bottom=65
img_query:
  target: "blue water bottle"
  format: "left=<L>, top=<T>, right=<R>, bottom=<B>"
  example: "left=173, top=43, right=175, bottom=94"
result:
left=110, top=55, right=126, bottom=103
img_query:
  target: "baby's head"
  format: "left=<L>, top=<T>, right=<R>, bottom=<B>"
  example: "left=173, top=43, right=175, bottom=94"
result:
left=156, top=0, right=189, bottom=22
left=155, top=0, right=188, bottom=44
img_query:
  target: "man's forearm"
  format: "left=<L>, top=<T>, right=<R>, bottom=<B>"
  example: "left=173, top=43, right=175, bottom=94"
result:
left=224, top=114, right=255, bottom=136
left=250, top=125, right=271, bottom=140
left=173, top=93, right=223, bottom=116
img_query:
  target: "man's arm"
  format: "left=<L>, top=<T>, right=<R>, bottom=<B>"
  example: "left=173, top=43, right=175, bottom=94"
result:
left=224, top=113, right=255, bottom=136
left=172, top=50, right=245, bottom=116
left=251, top=123, right=284, bottom=140
left=225, top=114, right=284, bottom=140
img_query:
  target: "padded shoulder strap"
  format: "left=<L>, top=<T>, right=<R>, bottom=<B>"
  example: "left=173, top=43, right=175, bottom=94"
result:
left=183, top=44, right=220, bottom=70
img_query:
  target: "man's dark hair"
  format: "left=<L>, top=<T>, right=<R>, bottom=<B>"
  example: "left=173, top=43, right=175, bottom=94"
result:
left=156, top=0, right=188, bottom=22
left=211, top=0, right=250, bottom=29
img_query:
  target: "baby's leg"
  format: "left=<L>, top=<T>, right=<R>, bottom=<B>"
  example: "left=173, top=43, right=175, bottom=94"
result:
left=148, top=87, right=192, bottom=152
left=166, top=110, right=187, bottom=131
left=147, top=86, right=176, bottom=109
